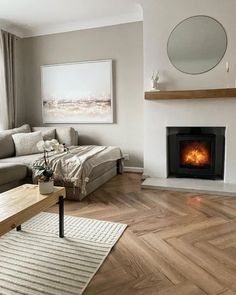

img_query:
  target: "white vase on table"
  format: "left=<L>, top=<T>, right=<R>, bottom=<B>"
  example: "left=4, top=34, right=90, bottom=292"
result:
left=38, top=179, right=54, bottom=195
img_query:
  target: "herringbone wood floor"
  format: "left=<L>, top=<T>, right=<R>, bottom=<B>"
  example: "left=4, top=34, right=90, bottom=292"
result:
left=48, top=173, right=236, bottom=295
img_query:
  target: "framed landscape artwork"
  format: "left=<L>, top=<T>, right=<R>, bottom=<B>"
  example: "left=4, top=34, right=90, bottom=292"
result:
left=41, top=60, right=113, bottom=123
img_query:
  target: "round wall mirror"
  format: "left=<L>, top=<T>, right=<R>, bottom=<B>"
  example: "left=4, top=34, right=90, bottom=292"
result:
left=167, top=16, right=228, bottom=75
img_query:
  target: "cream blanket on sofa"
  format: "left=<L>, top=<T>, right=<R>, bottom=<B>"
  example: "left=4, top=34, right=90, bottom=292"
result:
left=33, top=146, right=123, bottom=194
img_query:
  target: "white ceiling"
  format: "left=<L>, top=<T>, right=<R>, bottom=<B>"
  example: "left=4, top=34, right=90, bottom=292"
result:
left=0, top=0, right=143, bottom=38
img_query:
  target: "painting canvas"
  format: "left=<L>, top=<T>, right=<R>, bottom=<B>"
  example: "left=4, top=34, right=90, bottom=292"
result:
left=41, top=60, right=113, bottom=123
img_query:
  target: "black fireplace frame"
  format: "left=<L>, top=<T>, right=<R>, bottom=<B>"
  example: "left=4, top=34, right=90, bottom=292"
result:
left=167, top=127, right=225, bottom=180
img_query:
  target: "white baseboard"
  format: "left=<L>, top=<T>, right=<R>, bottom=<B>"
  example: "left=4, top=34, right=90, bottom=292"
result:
left=124, top=167, right=144, bottom=173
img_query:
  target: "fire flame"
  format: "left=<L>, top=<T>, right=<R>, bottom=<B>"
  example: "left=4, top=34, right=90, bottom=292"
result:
left=181, top=142, right=211, bottom=167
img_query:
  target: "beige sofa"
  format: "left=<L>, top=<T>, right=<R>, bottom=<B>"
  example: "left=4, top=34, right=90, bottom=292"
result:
left=0, top=124, right=78, bottom=193
left=0, top=124, right=119, bottom=200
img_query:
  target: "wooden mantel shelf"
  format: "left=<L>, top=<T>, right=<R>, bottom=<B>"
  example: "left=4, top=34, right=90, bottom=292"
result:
left=145, top=88, right=236, bottom=100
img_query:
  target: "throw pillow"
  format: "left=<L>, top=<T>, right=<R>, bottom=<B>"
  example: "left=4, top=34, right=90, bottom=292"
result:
left=10, top=124, right=31, bottom=134
left=0, top=133, right=14, bottom=159
left=32, top=127, right=56, bottom=141
left=0, top=124, right=31, bottom=158
left=12, top=131, right=43, bottom=156
left=56, top=127, right=78, bottom=146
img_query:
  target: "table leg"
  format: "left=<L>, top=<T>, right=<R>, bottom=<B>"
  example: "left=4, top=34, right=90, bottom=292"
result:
left=16, top=225, right=21, bottom=231
left=59, top=196, right=64, bottom=238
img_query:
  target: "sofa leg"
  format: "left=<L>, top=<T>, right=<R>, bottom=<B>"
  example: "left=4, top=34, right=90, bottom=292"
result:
left=117, top=159, right=124, bottom=175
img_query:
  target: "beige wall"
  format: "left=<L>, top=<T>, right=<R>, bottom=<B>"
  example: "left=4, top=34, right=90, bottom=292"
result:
left=22, top=22, right=143, bottom=167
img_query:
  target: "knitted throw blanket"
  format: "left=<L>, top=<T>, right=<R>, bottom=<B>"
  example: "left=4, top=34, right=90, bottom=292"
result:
left=33, top=145, right=123, bottom=194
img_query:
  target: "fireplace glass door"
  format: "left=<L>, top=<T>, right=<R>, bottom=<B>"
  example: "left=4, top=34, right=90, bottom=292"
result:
left=168, top=127, right=225, bottom=180
left=179, top=140, right=212, bottom=169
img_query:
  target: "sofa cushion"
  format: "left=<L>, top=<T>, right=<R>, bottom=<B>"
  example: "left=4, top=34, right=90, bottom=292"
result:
left=0, top=133, right=14, bottom=159
left=32, top=127, right=56, bottom=141
left=0, top=163, right=27, bottom=186
left=0, top=153, right=43, bottom=175
left=0, top=124, right=31, bottom=159
left=12, top=131, right=43, bottom=156
left=56, top=127, right=78, bottom=146
left=10, top=124, right=31, bottom=134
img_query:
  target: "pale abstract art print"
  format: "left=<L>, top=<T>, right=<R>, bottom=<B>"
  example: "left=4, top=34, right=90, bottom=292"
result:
left=41, top=60, right=113, bottom=123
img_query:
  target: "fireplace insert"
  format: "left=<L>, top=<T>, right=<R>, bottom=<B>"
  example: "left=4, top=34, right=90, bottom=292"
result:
left=167, top=127, right=225, bottom=180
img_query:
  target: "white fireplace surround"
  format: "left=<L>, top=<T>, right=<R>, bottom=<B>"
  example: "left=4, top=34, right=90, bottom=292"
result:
left=138, top=0, right=236, bottom=193
left=144, top=97, right=236, bottom=184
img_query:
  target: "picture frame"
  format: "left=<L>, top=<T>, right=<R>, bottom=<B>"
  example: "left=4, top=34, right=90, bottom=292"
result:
left=41, top=59, right=113, bottom=124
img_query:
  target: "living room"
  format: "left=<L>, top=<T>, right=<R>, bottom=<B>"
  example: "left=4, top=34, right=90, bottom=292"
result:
left=0, top=0, right=236, bottom=294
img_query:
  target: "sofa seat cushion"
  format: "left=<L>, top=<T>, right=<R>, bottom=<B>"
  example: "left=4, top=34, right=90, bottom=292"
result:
left=0, top=163, right=27, bottom=186
left=0, top=153, right=43, bottom=174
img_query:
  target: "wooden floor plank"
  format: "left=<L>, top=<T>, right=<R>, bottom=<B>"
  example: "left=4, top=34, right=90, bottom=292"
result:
left=141, top=234, right=225, bottom=295
left=195, top=242, right=236, bottom=272
left=167, top=238, right=236, bottom=291
left=210, top=232, right=236, bottom=249
left=45, top=173, right=236, bottom=294
left=156, top=281, right=207, bottom=295
left=158, top=217, right=227, bottom=239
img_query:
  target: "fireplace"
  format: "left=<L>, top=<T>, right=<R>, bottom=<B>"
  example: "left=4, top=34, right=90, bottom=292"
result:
left=167, top=127, right=225, bottom=180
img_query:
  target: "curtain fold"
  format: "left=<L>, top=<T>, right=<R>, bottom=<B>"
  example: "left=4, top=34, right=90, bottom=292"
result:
left=0, top=30, right=16, bottom=130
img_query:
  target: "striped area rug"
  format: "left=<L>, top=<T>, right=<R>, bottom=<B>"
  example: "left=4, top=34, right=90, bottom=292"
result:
left=0, top=213, right=127, bottom=295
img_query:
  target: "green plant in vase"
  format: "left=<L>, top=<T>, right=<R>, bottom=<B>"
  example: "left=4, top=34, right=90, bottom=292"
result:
left=33, top=139, right=64, bottom=194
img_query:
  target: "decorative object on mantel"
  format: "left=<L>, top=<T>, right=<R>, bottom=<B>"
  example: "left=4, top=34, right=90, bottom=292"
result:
left=151, top=71, right=160, bottom=91
left=145, top=88, right=236, bottom=100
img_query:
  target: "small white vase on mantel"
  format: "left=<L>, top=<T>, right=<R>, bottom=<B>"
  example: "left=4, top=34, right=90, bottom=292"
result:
left=38, top=179, right=54, bottom=195
left=151, top=71, right=161, bottom=91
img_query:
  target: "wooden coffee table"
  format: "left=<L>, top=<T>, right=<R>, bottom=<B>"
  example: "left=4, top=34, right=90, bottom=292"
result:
left=0, top=184, right=66, bottom=238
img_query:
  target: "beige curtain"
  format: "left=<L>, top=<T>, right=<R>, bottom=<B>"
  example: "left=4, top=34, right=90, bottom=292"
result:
left=0, top=30, right=16, bottom=130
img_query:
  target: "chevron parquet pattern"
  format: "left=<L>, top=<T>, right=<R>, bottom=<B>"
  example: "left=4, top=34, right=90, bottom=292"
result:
left=48, top=173, right=236, bottom=295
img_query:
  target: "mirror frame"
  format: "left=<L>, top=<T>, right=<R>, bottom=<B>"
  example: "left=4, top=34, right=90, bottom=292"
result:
left=167, top=15, right=228, bottom=75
